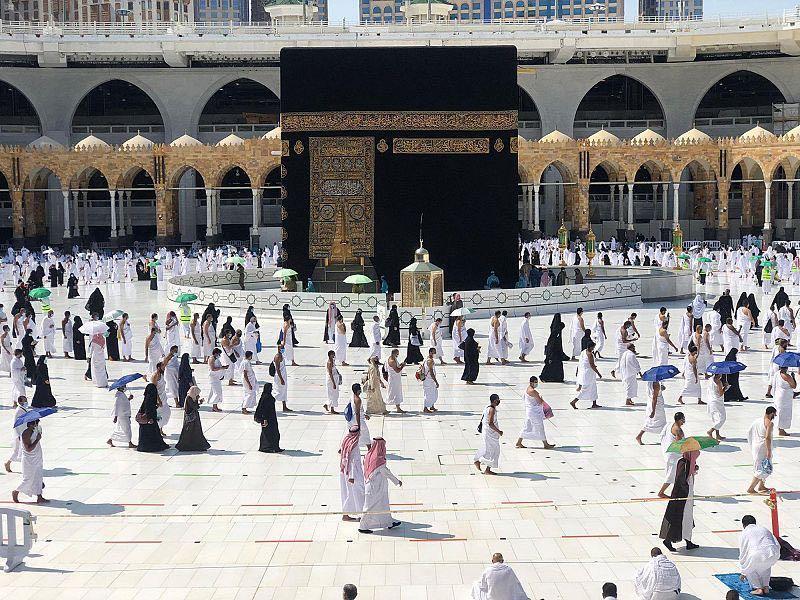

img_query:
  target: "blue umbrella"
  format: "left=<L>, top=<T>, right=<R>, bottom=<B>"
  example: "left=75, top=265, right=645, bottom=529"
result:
left=14, top=407, right=57, bottom=429
left=641, top=365, right=680, bottom=382
left=706, top=361, right=747, bottom=375
left=772, top=352, right=800, bottom=368
left=110, top=373, right=143, bottom=390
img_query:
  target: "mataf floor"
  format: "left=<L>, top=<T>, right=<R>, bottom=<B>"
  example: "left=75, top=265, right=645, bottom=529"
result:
left=0, top=273, right=797, bottom=599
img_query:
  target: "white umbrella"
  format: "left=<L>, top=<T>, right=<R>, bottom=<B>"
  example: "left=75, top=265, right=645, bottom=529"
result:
left=450, top=307, right=475, bottom=317
left=79, top=321, right=109, bottom=336
left=42, top=248, right=54, bottom=254
left=107, top=309, right=125, bottom=320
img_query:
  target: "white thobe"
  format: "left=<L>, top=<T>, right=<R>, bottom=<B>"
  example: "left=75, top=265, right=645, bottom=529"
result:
left=326, top=363, right=340, bottom=408
left=471, top=563, right=529, bottom=600
left=519, top=392, right=546, bottom=440
left=518, top=320, right=533, bottom=357
left=634, top=555, right=681, bottom=600
left=110, top=390, right=132, bottom=444
left=10, top=356, right=25, bottom=403
left=359, top=464, right=400, bottom=531
left=15, top=429, right=43, bottom=498
left=370, top=322, right=382, bottom=360
left=474, top=406, right=501, bottom=468
left=41, top=317, right=56, bottom=354
left=241, top=359, right=257, bottom=409
left=747, top=418, right=770, bottom=481
left=340, top=447, right=366, bottom=515
left=739, top=524, right=780, bottom=590
left=429, top=323, right=443, bottom=358
left=661, top=425, right=680, bottom=485
left=452, top=323, right=465, bottom=360
left=619, top=349, right=640, bottom=400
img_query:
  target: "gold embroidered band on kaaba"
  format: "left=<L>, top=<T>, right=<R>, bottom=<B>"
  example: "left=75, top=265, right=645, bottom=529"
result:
left=281, top=110, right=518, bottom=132
left=393, top=138, right=490, bottom=154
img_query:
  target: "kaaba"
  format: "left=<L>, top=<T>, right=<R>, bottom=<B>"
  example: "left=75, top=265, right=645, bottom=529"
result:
left=280, top=46, right=519, bottom=291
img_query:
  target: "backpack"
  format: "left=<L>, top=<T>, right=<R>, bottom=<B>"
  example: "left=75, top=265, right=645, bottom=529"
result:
left=344, top=402, right=354, bottom=422
left=415, top=364, right=426, bottom=381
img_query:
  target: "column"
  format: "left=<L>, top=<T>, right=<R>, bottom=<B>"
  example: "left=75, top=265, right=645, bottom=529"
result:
left=213, top=190, right=221, bottom=235
left=627, top=182, right=634, bottom=230
left=610, top=184, right=616, bottom=220
left=61, top=190, right=71, bottom=239
left=81, top=191, right=89, bottom=235
left=118, top=189, right=125, bottom=237
left=251, top=188, right=262, bottom=231
left=787, top=181, right=794, bottom=225
left=71, top=191, right=80, bottom=237
left=661, top=183, right=669, bottom=221
left=526, top=187, right=533, bottom=230
left=672, top=182, right=680, bottom=227
left=651, top=184, right=658, bottom=223
left=205, top=189, right=214, bottom=238
left=109, top=189, right=117, bottom=237
left=533, top=184, right=540, bottom=232
left=125, top=191, right=133, bottom=234
left=764, top=180, right=772, bottom=231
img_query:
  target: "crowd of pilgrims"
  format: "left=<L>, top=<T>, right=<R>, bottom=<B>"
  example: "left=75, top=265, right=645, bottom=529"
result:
left=3, top=240, right=797, bottom=596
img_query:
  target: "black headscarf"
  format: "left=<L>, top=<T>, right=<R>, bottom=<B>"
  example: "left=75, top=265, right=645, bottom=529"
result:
left=178, top=353, right=193, bottom=409
left=139, top=383, right=159, bottom=420
left=735, top=292, right=748, bottom=310
left=771, top=287, right=790, bottom=311
left=747, top=293, right=761, bottom=322
left=254, top=382, right=276, bottom=424
left=85, top=287, right=105, bottom=319
left=244, top=305, right=255, bottom=325
left=220, top=316, right=235, bottom=339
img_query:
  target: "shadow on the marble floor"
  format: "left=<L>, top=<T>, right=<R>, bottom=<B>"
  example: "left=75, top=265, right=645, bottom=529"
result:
left=48, top=499, right=125, bottom=516
left=552, top=446, right=591, bottom=454
left=44, top=467, right=77, bottom=477
left=712, top=496, right=748, bottom=505
left=386, top=453, right=413, bottom=461
left=281, top=449, right=323, bottom=457
left=429, top=410, right=477, bottom=417
left=775, top=438, right=800, bottom=447
left=280, top=410, right=319, bottom=417
left=498, top=471, right=558, bottom=481
left=9, top=561, right=72, bottom=575
left=370, top=521, right=455, bottom=540
left=709, top=444, right=741, bottom=453
left=685, top=545, right=739, bottom=560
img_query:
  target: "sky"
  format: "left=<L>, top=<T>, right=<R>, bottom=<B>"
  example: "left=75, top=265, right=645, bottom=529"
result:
left=327, top=0, right=799, bottom=25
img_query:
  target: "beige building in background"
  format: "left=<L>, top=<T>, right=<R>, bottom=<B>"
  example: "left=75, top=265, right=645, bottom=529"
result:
left=1, top=0, right=194, bottom=23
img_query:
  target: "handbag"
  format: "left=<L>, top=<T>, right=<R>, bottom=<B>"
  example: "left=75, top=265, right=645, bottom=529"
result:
left=415, top=365, right=426, bottom=381
left=135, top=412, right=149, bottom=425
left=256, top=339, right=262, bottom=353
left=477, top=417, right=483, bottom=433
left=760, top=457, right=774, bottom=476
left=344, top=402, right=354, bottom=421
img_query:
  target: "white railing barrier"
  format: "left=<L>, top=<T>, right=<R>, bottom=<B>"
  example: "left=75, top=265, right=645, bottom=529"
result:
left=0, top=507, right=37, bottom=572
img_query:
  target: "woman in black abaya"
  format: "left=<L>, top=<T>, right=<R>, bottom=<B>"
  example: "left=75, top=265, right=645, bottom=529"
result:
left=21, top=329, right=37, bottom=380
left=460, top=328, right=480, bottom=384
left=349, top=309, right=369, bottom=348
left=66, top=274, right=79, bottom=298
left=383, top=305, right=401, bottom=347
left=31, top=356, right=56, bottom=408
left=254, top=382, right=282, bottom=453
left=85, top=287, right=105, bottom=319
left=723, top=347, right=747, bottom=402
left=106, top=319, right=120, bottom=361
left=404, top=317, right=424, bottom=364
left=72, top=316, right=87, bottom=361
left=48, top=264, right=58, bottom=288
left=540, top=313, right=570, bottom=383
left=177, top=353, right=194, bottom=409
left=219, top=316, right=235, bottom=339
left=136, top=383, right=169, bottom=453
left=747, top=293, right=761, bottom=327
left=175, top=386, right=210, bottom=452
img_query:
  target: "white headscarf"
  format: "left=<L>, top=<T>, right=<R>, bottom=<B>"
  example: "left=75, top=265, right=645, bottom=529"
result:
left=692, top=294, right=706, bottom=318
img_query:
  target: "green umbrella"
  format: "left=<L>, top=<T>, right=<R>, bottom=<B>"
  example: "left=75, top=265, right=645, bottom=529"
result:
left=761, top=260, right=774, bottom=267
left=678, top=253, right=691, bottom=260
left=29, top=288, right=51, bottom=300
left=107, top=309, right=125, bottom=320
left=698, top=257, right=713, bottom=263
left=273, top=268, right=298, bottom=279
left=226, top=256, right=246, bottom=265
left=343, top=274, right=373, bottom=285
left=148, top=260, right=162, bottom=267
left=174, top=293, right=198, bottom=304
left=666, top=436, right=719, bottom=454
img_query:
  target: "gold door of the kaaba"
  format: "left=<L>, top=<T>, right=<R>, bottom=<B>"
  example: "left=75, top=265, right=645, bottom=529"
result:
left=308, top=136, right=375, bottom=262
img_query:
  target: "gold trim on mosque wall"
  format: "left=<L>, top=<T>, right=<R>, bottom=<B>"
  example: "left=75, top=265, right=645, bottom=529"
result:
left=392, top=138, right=490, bottom=154
left=281, top=111, right=518, bottom=132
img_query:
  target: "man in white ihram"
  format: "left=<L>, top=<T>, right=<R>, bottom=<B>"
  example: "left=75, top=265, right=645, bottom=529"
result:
left=369, top=315, right=382, bottom=363
left=738, top=514, right=780, bottom=597
left=471, top=553, right=529, bottom=600
left=634, top=547, right=681, bottom=599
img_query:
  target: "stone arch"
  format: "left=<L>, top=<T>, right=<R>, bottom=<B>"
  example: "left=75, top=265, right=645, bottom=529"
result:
left=167, top=164, right=211, bottom=191
left=116, top=163, right=157, bottom=191
left=0, top=80, right=42, bottom=132
left=692, top=69, right=788, bottom=128
left=217, top=165, right=253, bottom=240
left=535, top=159, right=577, bottom=185
left=573, top=74, right=666, bottom=131
left=194, top=76, right=280, bottom=136
left=69, top=78, right=167, bottom=143
left=518, top=86, right=540, bottom=126
left=210, top=163, right=255, bottom=189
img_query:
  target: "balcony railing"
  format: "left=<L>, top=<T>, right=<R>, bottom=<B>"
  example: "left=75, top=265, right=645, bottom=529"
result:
left=71, top=124, right=165, bottom=135
left=693, top=116, right=772, bottom=127
left=574, top=119, right=665, bottom=130
left=198, top=123, right=279, bottom=134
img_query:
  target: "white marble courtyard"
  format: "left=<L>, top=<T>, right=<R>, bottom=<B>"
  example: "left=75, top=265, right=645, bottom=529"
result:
left=0, top=272, right=798, bottom=600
